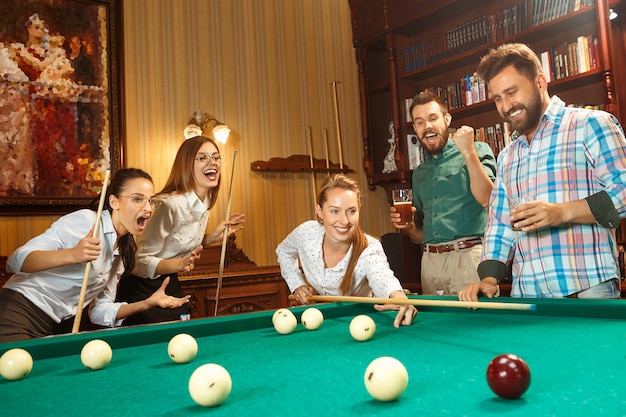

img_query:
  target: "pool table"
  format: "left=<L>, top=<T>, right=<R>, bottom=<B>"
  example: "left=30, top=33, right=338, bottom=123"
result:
left=2, top=296, right=626, bottom=416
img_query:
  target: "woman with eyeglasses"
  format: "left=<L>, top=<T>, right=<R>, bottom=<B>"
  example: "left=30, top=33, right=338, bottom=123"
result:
left=0, top=168, right=191, bottom=342
left=116, top=136, right=245, bottom=325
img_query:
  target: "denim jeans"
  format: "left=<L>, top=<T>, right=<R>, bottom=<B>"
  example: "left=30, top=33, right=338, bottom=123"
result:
left=576, top=278, right=621, bottom=299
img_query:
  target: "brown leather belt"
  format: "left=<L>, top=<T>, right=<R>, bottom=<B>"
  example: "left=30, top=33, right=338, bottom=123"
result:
left=424, top=238, right=482, bottom=254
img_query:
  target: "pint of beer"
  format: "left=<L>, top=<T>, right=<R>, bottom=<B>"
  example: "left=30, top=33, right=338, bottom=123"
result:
left=392, top=189, right=413, bottom=225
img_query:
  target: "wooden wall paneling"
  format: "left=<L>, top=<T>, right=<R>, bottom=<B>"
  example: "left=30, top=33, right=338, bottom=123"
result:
left=0, top=0, right=398, bottom=270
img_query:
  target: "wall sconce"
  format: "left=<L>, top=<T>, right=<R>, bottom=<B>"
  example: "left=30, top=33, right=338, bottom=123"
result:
left=610, top=8, right=618, bottom=20
left=183, top=110, right=231, bottom=144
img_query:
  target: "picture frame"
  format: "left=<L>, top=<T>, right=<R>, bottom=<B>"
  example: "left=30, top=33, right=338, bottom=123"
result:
left=0, top=0, right=124, bottom=214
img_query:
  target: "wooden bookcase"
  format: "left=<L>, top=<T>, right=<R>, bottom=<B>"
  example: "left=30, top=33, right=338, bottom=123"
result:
left=348, top=0, right=625, bottom=192
left=348, top=0, right=626, bottom=283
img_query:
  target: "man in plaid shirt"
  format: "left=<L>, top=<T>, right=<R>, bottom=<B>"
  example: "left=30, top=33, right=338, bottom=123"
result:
left=459, top=43, right=626, bottom=300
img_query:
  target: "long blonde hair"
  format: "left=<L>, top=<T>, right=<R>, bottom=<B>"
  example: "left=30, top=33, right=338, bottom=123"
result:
left=316, top=174, right=369, bottom=295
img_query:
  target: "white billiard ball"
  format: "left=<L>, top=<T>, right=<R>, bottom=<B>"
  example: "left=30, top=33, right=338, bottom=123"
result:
left=188, top=363, right=232, bottom=407
left=0, top=348, right=33, bottom=381
left=272, top=308, right=292, bottom=325
left=301, top=307, right=324, bottom=330
left=168, top=333, right=198, bottom=364
left=364, top=356, right=409, bottom=401
left=273, top=311, right=298, bottom=335
left=349, top=314, right=376, bottom=341
left=80, top=339, right=112, bottom=370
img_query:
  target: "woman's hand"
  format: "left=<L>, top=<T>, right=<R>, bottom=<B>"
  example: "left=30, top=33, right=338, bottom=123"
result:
left=293, top=285, right=316, bottom=305
left=373, top=290, right=418, bottom=327
left=204, top=213, right=246, bottom=245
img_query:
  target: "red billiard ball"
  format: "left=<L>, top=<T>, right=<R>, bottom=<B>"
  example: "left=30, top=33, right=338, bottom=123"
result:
left=486, top=353, right=531, bottom=399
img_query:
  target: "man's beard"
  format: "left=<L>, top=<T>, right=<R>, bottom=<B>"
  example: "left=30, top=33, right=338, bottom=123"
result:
left=504, top=89, right=543, bottom=135
left=418, top=130, right=446, bottom=156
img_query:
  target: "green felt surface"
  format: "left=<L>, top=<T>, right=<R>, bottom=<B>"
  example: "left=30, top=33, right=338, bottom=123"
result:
left=2, top=297, right=626, bottom=416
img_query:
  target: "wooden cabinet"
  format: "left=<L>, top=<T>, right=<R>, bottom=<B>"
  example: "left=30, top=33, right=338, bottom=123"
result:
left=177, top=237, right=289, bottom=318
left=179, top=266, right=289, bottom=318
left=348, top=0, right=625, bottom=197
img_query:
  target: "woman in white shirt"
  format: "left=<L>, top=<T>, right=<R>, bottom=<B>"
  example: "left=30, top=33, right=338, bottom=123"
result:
left=276, top=174, right=417, bottom=328
left=0, top=168, right=190, bottom=342
left=117, top=136, right=245, bottom=324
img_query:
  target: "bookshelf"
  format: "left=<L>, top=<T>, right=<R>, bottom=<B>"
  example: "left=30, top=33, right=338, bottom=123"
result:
left=348, top=0, right=625, bottom=192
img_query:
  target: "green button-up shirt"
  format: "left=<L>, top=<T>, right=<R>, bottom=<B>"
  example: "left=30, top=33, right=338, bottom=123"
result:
left=412, top=140, right=496, bottom=244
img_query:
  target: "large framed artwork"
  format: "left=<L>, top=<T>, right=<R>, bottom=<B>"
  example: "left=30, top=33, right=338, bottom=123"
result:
left=0, top=0, right=123, bottom=214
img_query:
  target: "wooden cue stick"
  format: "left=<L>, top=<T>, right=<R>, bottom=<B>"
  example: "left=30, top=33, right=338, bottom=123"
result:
left=288, top=294, right=536, bottom=311
left=330, top=81, right=344, bottom=170
left=213, top=150, right=238, bottom=317
left=323, top=128, right=330, bottom=176
left=307, top=125, right=316, bottom=209
left=72, top=169, right=111, bottom=334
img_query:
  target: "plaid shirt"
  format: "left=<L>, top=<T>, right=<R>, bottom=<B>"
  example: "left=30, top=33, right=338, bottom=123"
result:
left=482, top=96, right=626, bottom=297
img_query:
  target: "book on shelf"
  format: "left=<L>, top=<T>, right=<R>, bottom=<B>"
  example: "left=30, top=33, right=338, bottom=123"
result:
left=403, top=0, right=528, bottom=74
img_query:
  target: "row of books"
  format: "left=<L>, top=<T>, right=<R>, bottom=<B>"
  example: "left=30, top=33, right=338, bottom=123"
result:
left=475, top=122, right=512, bottom=157
left=403, top=0, right=529, bottom=73
left=532, top=0, right=595, bottom=27
left=404, top=73, right=489, bottom=121
left=540, top=35, right=599, bottom=82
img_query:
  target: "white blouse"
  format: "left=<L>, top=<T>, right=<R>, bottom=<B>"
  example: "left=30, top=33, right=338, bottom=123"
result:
left=5, top=209, right=124, bottom=326
left=133, top=191, right=209, bottom=278
left=276, top=220, right=403, bottom=298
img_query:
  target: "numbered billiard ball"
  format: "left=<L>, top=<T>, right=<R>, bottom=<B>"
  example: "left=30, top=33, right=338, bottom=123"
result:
left=364, top=356, right=409, bottom=401
left=273, top=311, right=298, bottom=335
left=486, top=353, right=531, bottom=399
left=188, top=363, right=232, bottom=407
left=272, top=308, right=293, bottom=325
left=168, top=333, right=198, bottom=364
left=349, top=314, right=376, bottom=341
left=80, top=339, right=112, bottom=370
left=0, top=348, right=33, bottom=381
left=300, top=307, right=324, bottom=330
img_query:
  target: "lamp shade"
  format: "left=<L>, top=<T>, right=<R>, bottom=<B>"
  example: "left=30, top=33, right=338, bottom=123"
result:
left=212, top=124, right=231, bottom=144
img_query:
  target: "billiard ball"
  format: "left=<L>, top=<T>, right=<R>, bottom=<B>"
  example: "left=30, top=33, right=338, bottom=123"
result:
left=188, top=363, right=232, bottom=407
left=273, top=311, right=298, bottom=335
left=0, top=348, right=33, bottom=381
left=486, top=353, right=531, bottom=399
left=300, top=307, right=324, bottom=330
left=272, top=308, right=293, bottom=325
left=364, top=356, right=409, bottom=401
left=168, top=333, right=198, bottom=364
left=349, top=314, right=376, bottom=341
left=80, top=339, right=112, bottom=370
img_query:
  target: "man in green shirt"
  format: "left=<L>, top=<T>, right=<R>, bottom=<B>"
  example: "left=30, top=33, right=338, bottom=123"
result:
left=390, top=91, right=496, bottom=295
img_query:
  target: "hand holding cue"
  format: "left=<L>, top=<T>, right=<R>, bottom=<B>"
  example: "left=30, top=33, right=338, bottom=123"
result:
left=214, top=151, right=238, bottom=317
left=288, top=294, right=536, bottom=311
left=72, top=169, right=111, bottom=334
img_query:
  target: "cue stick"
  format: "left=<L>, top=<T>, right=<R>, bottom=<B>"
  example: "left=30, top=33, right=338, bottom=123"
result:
left=72, top=169, right=111, bottom=334
left=214, top=150, right=238, bottom=317
left=307, top=125, right=316, bottom=209
left=323, top=128, right=330, bottom=176
left=329, top=81, right=344, bottom=170
left=288, top=294, right=536, bottom=311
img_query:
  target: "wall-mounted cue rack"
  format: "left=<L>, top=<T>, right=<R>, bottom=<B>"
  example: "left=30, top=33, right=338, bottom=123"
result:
left=250, top=155, right=353, bottom=173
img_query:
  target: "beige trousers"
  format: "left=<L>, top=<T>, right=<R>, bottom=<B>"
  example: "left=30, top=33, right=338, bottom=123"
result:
left=420, top=243, right=482, bottom=295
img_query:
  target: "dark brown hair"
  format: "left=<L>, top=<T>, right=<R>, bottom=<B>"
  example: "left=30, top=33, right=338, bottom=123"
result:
left=409, top=90, right=449, bottom=120
left=316, top=174, right=369, bottom=295
left=103, top=168, right=154, bottom=279
left=477, top=43, right=543, bottom=85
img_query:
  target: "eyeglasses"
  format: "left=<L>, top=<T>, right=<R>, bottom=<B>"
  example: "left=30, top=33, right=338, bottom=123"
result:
left=195, top=152, right=224, bottom=165
left=118, top=194, right=160, bottom=209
